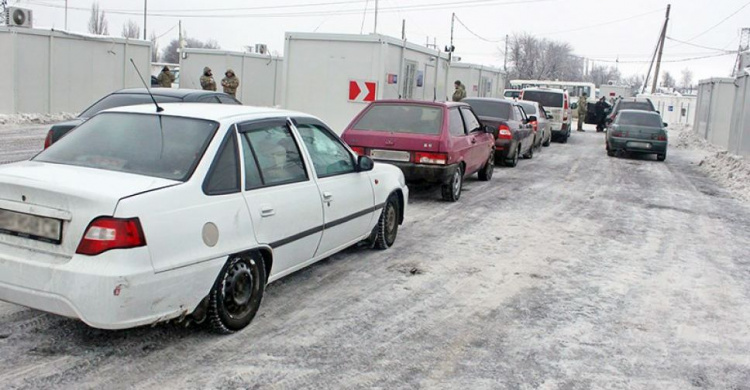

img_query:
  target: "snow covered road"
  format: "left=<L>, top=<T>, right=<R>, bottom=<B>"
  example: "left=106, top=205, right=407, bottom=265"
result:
left=1, top=127, right=749, bottom=389
left=0, top=124, right=48, bottom=164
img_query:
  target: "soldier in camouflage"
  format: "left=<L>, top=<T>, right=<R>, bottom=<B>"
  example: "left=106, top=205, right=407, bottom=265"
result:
left=157, top=66, right=175, bottom=88
left=200, top=67, right=216, bottom=91
left=221, top=69, right=240, bottom=98
left=577, top=92, right=588, bottom=132
left=452, top=80, right=467, bottom=102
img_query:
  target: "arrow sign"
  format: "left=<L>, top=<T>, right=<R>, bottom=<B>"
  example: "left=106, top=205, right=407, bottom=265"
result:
left=349, top=81, right=377, bottom=102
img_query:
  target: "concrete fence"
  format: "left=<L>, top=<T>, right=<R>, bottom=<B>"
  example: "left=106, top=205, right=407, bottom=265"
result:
left=0, top=27, right=151, bottom=115
left=179, top=48, right=283, bottom=107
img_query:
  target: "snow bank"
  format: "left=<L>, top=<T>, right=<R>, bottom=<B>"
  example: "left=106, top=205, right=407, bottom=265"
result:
left=0, top=113, right=77, bottom=126
left=673, top=127, right=750, bottom=203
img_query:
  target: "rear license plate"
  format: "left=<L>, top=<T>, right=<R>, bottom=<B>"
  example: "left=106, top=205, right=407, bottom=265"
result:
left=0, top=208, right=63, bottom=244
left=627, top=142, right=652, bottom=149
left=370, top=149, right=411, bottom=162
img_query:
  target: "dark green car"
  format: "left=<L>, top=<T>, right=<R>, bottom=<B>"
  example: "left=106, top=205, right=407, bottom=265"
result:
left=606, top=110, right=668, bottom=161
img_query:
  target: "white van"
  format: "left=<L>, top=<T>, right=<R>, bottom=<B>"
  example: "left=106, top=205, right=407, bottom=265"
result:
left=521, top=88, right=571, bottom=143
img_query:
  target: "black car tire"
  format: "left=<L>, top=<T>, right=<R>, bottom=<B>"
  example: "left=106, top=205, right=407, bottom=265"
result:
left=607, top=149, right=616, bottom=157
left=505, top=146, right=519, bottom=167
left=542, top=133, right=551, bottom=147
left=373, top=194, right=399, bottom=249
left=207, top=253, right=265, bottom=334
left=523, top=143, right=534, bottom=159
left=478, top=152, right=494, bottom=181
left=441, top=165, right=463, bottom=202
left=657, top=153, right=666, bottom=162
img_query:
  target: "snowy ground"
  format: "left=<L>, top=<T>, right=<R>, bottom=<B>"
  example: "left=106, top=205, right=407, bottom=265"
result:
left=1, top=125, right=749, bottom=389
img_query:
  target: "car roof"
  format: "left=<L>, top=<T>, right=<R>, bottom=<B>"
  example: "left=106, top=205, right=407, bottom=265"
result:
left=618, top=109, right=659, bottom=116
left=113, top=88, right=220, bottom=98
left=517, top=100, right=539, bottom=106
left=370, top=99, right=469, bottom=108
left=618, top=97, right=652, bottom=102
left=102, top=103, right=315, bottom=123
left=523, top=87, right=566, bottom=94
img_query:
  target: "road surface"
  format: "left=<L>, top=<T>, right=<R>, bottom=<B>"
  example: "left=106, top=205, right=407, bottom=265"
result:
left=1, top=126, right=749, bottom=389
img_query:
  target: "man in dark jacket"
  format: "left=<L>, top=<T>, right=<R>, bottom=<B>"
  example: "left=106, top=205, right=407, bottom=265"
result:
left=157, top=66, right=175, bottom=88
left=594, top=97, right=608, bottom=132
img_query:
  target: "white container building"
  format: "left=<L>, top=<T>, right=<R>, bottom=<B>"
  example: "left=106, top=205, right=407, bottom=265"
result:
left=694, top=77, right=736, bottom=147
left=448, top=63, right=506, bottom=99
left=283, top=32, right=450, bottom=133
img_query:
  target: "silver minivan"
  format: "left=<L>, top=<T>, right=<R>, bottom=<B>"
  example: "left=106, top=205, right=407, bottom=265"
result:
left=521, top=88, right=572, bottom=143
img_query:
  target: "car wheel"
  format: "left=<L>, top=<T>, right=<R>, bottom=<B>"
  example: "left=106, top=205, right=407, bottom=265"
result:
left=374, top=194, right=400, bottom=249
left=657, top=153, right=666, bottom=162
left=505, top=146, right=519, bottom=167
left=523, top=144, right=534, bottom=159
left=478, top=151, right=494, bottom=181
left=207, top=253, right=266, bottom=334
left=542, top=133, right=551, bottom=147
left=561, top=134, right=569, bottom=144
left=441, top=165, right=463, bottom=202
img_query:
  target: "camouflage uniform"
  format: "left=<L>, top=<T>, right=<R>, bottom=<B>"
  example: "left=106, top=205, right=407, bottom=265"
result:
left=452, top=81, right=467, bottom=102
left=577, top=94, right=588, bottom=131
left=200, top=67, right=217, bottom=91
left=157, top=67, right=175, bottom=88
left=221, top=69, right=240, bottom=98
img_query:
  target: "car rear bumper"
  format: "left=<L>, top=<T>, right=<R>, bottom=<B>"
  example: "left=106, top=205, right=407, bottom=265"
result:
left=609, top=138, right=667, bottom=154
left=385, top=161, right=459, bottom=184
left=551, top=122, right=570, bottom=135
left=0, top=243, right=223, bottom=329
left=494, top=139, right=513, bottom=159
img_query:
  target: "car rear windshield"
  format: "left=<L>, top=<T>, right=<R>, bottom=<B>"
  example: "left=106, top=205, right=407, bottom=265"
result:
left=80, top=94, right=182, bottom=118
left=517, top=102, right=537, bottom=115
left=465, top=100, right=511, bottom=119
left=618, top=101, right=653, bottom=111
left=617, top=112, right=663, bottom=127
left=352, top=105, right=443, bottom=135
left=504, top=90, right=520, bottom=98
left=522, top=91, right=563, bottom=108
left=35, top=113, right=218, bottom=181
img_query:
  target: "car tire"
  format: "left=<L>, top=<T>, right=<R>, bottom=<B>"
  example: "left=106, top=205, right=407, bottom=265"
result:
left=374, top=194, right=400, bottom=250
left=207, top=253, right=266, bottom=334
left=523, top=144, right=534, bottom=159
left=657, top=153, right=666, bottom=162
left=607, top=149, right=616, bottom=157
left=441, top=164, right=463, bottom=202
left=542, top=133, right=551, bottom=147
left=505, top=146, right=519, bottom=167
left=561, top=134, right=569, bottom=144
left=478, top=152, right=494, bottom=181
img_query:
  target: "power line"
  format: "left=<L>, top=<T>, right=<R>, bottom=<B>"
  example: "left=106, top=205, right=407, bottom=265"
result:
left=537, top=7, right=665, bottom=36
left=683, top=0, right=750, bottom=43
left=584, top=52, right=736, bottom=64
left=453, top=14, right=503, bottom=43
left=665, top=36, right=737, bottom=53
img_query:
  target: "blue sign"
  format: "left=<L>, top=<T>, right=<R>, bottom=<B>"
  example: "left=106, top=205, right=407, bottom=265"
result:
left=668, top=105, right=674, bottom=112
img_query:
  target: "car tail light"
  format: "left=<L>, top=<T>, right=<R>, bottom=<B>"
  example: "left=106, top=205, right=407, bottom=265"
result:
left=498, top=124, right=513, bottom=140
left=612, top=131, right=627, bottom=137
left=653, top=134, right=667, bottom=141
left=413, top=152, right=448, bottom=165
left=350, top=146, right=366, bottom=156
left=76, top=217, right=146, bottom=256
left=564, top=96, right=569, bottom=110
left=530, top=121, right=538, bottom=132
left=43, top=130, right=53, bottom=149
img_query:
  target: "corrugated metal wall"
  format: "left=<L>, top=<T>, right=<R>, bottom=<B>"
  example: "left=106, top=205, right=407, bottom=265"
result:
left=728, top=72, right=750, bottom=157
left=694, top=77, right=742, bottom=154
left=0, top=27, right=151, bottom=115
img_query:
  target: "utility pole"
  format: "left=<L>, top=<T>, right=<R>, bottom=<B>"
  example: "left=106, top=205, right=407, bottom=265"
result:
left=143, top=0, right=148, bottom=41
left=401, top=19, right=405, bottom=40
left=65, top=0, right=68, bottom=30
left=373, top=0, right=379, bottom=34
left=503, top=34, right=508, bottom=72
left=443, top=13, right=455, bottom=100
left=651, top=4, right=671, bottom=94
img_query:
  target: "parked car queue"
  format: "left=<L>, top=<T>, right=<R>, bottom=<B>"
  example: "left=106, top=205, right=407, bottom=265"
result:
left=0, top=87, right=584, bottom=334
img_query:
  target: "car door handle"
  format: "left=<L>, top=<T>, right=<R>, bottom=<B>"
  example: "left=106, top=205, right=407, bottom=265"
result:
left=471, top=138, right=477, bottom=144
left=323, top=192, right=334, bottom=202
left=260, top=205, right=276, bottom=217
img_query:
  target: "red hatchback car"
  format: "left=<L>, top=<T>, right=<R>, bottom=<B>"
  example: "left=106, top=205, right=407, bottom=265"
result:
left=342, top=100, right=495, bottom=202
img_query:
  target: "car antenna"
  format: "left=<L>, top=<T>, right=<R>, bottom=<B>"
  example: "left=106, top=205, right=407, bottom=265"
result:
left=129, top=58, right=163, bottom=113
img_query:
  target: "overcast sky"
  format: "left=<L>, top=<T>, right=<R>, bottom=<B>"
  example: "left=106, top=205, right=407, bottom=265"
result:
left=11, top=0, right=750, bottom=84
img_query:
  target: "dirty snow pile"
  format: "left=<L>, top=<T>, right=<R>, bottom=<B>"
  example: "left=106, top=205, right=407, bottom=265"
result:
left=0, top=113, right=77, bottom=126
left=673, top=128, right=750, bottom=203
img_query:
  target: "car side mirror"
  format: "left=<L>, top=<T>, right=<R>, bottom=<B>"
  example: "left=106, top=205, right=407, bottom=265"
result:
left=656, top=110, right=661, bottom=114
left=356, top=155, right=374, bottom=172
left=571, top=103, right=578, bottom=110
left=484, top=125, right=494, bottom=134
left=547, top=114, right=553, bottom=120
left=527, top=115, right=537, bottom=123
left=663, top=122, right=668, bottom=128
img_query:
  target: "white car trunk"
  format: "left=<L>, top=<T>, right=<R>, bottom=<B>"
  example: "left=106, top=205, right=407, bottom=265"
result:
left=0, top=161, right=179, bottom=261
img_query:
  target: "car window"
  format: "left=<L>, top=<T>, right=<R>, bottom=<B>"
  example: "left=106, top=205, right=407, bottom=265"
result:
left=296, top=123, right=355, bottom=178
left=522, top=91, right=563, bottom=108
left=515, top=106, right=526, bottom=121
left=241, top=124, right=308, bottom=187
left=197, top=95, right=221, bottom=103
left=448, top=108, right=466, bottom=136
left=204, top=132, right=241, bottom=195
left=460, top=107, right=481, bottom=132
left=35, top=113, right=217, bottom=181
left=239, top=132, right=264, bottom=190
left=539, top=106, right=547, bottom=118
left=217, top=95, right=240, bottom=105
left=352, top=104, right=443, bottom=135
left=79, top=94, right=182, bottom=117
left=618, top=101, right=654, bottom=111
left=518, top=102, right=537, bottom=115
left=616, top=112, right=663, bottom=127
left=464, top=100, right=511, bottom=119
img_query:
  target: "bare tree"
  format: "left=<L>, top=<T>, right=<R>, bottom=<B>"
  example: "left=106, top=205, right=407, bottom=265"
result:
left=88, top=2, right=109, bottom=35
left=623, top=74, right=645, bottom=93
left=162, top=35, right=220, bottom=63
left=587, top=65, right=621, bottom=87
left=150, top=31, right=159, bottom=62
left=680, top=68, right=693, bottom=91
left=506, top=33, right=582, bottom=81
left=662, top=71, right=676, bottom=89
left=121, top=20, right=140, bottom=39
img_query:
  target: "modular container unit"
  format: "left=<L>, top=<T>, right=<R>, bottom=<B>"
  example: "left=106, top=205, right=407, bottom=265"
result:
left=599, top=85, right=634, bottom=100
left=640, top=94, right=697, bottom=128
left=448, top=63, right=506, bottom=99
left=0, top=27, right=151, bottom=114
left=179, top=48, right=283, bottom=107
left=283, top=32, right=450, bottom=134
left=694, top=77, right=736, bottom=148
left=728, top=66, right=750, bottom=157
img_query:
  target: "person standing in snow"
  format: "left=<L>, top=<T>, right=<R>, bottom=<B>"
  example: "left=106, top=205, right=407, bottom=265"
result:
left=594, top=97, right=608, bottom=132
left=157, top=66, right=175, bottom=88
left=221, top=69, right=240, bottom=98
left=200, top=67, right=216, bottom=91
left=452, top=80, right=467, bottom=102
left=577, top=92, right=588, bottom=132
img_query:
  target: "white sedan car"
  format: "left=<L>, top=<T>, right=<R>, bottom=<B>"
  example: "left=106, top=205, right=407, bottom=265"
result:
left=0, top=103, right=408, bottom=333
